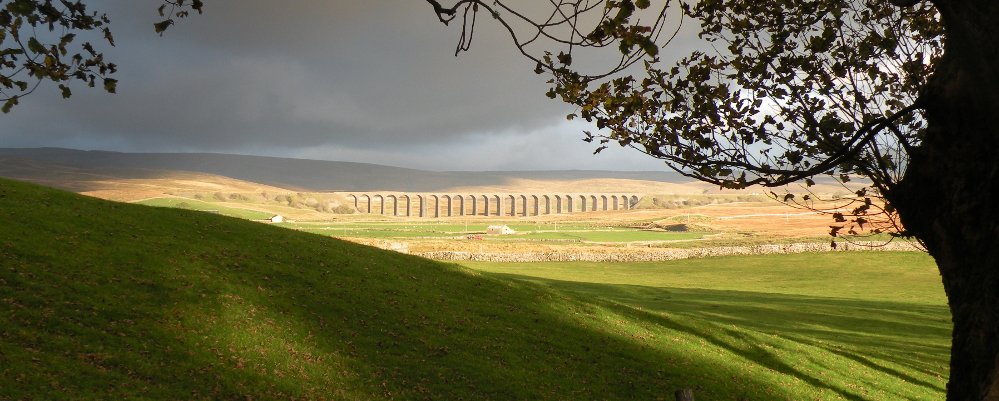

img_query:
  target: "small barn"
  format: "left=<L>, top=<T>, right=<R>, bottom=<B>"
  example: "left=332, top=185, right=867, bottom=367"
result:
left=269, top=215, right=285, bottom=223
left=486, top=225, right=515, bottom=235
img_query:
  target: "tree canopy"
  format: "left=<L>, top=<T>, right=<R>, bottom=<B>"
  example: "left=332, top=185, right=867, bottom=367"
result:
left=431, top=0, right=944, bottom=239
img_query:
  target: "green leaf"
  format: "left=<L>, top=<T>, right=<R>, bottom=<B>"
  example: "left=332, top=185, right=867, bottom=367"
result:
left=58, top=84, right=72, bottom=99
left=154, top=20, right=174, bottom=35
left=2, top=96, right=18, bottom=114
left=635, top=0, right=650, bottom=9
left=556, top=52, right=572, bottom=66
left=103, top=78, right=117, bottom=94
left=27, top=37, right=46, bottom=54
left=640, top=39, right=658, bottom=57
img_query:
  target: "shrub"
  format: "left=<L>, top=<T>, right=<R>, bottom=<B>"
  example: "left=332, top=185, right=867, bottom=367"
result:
left=332, top=204, right=356, bottom=214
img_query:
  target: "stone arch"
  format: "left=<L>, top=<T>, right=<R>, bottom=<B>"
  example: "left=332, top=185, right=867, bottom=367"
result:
left=387, top=195, right=398, bottom=215
left=508, top=195, right=517, bottom=216
left=622, top=194, right=630, bottom=210
left=566, top=195, right=574, bottom=212
left=601, top=195, right=609, bottom=211
left=543, top=195, right=551, bottom=215
left=630, top=195, right=639, bottom=208
left=611, top=195, right=619, bottom=210
left=417, top=195, right=426, bottom=217
left=374, top=194, right=385, bottom=215
left=494, top=195, right=503, bottom=216
left=430, top=195, right=440, bottom=218
left=481, top=195, right=490, bottom=216
left=457, top=195, right=466, bottom=216
left=361, top=194, right=372, bottom=214
left=589, top=195, right=598, bottom=211
left=349, top=194, right=359, bottom=210
left=468, top=195, right=477, bottom=216
left=578, top=195, right=587, bottom=212
left=401, top=195, right=411, bottom=216
left=442, top=195, right=452, bottom=217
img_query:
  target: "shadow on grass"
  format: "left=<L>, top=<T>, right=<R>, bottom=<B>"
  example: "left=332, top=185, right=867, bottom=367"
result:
left=484, top=272, right=951, bottom=397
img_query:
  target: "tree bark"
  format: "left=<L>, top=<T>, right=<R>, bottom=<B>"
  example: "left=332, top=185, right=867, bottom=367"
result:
left=894, top=1, right=999, bottom=400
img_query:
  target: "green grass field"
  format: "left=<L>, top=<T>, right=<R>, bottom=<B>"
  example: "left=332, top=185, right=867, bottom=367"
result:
left=458, top=254, right=949, bottom=399
left=282, top=221, right=707, bottom=242
left=136, top=197, right=274, bottom=220
left=124, top=204, right=709, bottom=243
left=0, top=178, right=950, bottom=400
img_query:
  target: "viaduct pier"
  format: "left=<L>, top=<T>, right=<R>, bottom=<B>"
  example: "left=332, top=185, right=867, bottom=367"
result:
left=338, top=192, right=643, bottom=218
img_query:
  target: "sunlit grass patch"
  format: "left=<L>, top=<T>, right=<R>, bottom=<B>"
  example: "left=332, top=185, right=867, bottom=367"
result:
left=136, top=197, right=274, bottom=220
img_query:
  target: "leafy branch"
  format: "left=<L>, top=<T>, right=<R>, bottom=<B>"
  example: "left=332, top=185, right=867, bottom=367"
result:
left=0, top=0, right=203, bottom=113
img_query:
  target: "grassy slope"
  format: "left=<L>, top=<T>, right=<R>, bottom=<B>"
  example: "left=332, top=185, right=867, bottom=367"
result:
left=0, top=178, right=948, bottom=400
left=135, top=198, right=274, bottom=220
left=459, top=256, right=950, bottom=400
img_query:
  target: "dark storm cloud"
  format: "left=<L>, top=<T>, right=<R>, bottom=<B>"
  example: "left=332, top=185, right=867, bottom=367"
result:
left=2, top=1, right=562, bottom=143
left=0, top=0, right=694, bottom=170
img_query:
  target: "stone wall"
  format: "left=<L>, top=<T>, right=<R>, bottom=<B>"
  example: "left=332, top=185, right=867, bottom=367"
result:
left=415, top=241, right=922, bottom=263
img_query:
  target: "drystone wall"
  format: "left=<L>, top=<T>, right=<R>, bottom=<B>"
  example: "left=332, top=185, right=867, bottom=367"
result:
left=416, top=241, right=922, bottom=263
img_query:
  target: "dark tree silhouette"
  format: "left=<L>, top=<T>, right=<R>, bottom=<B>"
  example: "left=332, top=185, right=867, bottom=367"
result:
left=427, top=0, right=998, bottom=399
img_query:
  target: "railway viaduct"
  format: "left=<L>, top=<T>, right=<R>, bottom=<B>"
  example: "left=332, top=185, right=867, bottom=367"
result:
left=338, top=193, right=644, bottom=218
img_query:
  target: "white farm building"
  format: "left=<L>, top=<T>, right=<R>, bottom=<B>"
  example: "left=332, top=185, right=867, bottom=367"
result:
left=486, top=225, right=515, bottom=235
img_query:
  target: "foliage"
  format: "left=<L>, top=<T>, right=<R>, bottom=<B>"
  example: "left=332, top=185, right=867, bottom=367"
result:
left=0, top=0, right=201, bottom=113
left=331, top=203, right=355, bottom=214
left=429, top=0, right=944, bottom=240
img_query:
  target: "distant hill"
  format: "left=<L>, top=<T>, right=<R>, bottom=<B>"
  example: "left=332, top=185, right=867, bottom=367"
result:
left=0, top=147, right=687, bottom=192
left=0, top=155, right=301, bottom=202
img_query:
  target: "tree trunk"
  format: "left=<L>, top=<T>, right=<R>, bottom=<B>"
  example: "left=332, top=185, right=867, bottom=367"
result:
left=894, top=1, right=999, bottom=400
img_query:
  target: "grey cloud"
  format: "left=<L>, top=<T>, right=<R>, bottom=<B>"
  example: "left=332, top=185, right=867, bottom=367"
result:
left=0, top=0, right=695, bottom=171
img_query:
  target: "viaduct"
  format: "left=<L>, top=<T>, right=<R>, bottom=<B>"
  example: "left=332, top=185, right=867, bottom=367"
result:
left=338, top=193, right=643, bottom=218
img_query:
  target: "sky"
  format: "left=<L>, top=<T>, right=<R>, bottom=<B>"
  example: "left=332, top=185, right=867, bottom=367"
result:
left=0, top=0, right=699, bottom=172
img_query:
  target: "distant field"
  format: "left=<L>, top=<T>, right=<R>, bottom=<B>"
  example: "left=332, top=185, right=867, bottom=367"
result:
left=135, top=197, right=274, bottom=220
left=132, top=196, right=877, bottom=252
left=279, top=221, right=707, bottom=242
left=513, top=230, right=707, bottom=242
left=457, top=252, right=944, bottom=304
left=295, top=228, right=463, bottom=238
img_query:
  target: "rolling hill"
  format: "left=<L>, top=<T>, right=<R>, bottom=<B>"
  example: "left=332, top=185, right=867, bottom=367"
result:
left=0, top=178, right=947, bottom=399
left=0, top=147, right=689, bottom=192
left=3, top=177, right=769, bottom=399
